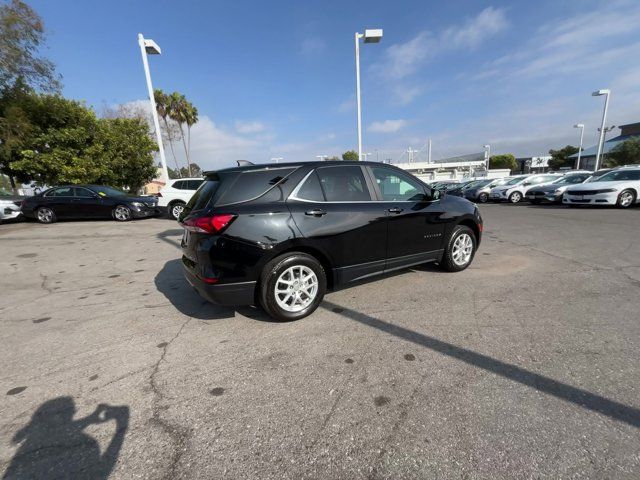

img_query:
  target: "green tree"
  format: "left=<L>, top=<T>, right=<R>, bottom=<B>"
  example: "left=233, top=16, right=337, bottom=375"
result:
left=607, top=138, right=640, bottom=167
left=0, top=0, right=60, bottom=92
left=0, top=79, right=34, bottom=189
left=548, top=145, right=579, bottom=170
left=179, top=162, right=201, bottom=177
left=167, top=91, right=198, bottom=176
left=489, top=153, right=517, bottom=171
left=154, top=89, right=182, bottom=176
left=342, top=150, right=358, bottom=161
left=92, top=118, right=158, bottom=193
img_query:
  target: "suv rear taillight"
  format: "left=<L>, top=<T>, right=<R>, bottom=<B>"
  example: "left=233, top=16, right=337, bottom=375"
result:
left=183, top=214, right=236, bottom=233
left=156, top=192, right=163, bottom=197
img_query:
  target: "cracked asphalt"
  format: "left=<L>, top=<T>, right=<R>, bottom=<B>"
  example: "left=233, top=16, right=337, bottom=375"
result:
left=1, top=203, right=640, bottom=479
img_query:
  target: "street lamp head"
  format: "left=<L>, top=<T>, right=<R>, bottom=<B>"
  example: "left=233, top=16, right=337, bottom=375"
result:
left=592, top=89, right=610, bottom=96
left=483, top=144, right=490, bottom=149
left=574, top=123, right=584, bottom=128
left=363, top=29, right=383, bottom=43
left=143, top=39, right=161, bottom=55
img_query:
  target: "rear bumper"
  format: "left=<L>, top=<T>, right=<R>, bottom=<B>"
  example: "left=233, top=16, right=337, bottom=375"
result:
left=183, top=266, right=256, bottom=306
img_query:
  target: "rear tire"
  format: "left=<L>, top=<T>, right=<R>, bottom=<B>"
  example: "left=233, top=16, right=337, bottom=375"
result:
left=617, top=189, right=636, bottom=208
left=440, top=225, right=477, bottom=272
left=113, top=205, right=132, bottom=221
left=508, top=191, right=522, bottom=203
left=477, top=192, right=489, bottom=203
left=169, top=201, right=186, bottom=220
left=36, top=207, right=56, bottom=224
left=259, top=252, right=326, bottom=321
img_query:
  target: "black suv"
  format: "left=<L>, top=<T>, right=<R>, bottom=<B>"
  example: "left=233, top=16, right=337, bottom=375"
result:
left=180, top=161, right=482, bottom=321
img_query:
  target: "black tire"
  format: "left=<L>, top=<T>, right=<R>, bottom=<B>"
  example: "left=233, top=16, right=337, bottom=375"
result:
left=168, top=201, right=186, bottom=220
left=508, top=191, right=522, bottom=203
left=113, top=205, right=132, bottom=222
left=259, top=252, right=327, bottom=321
left=616, top=189, right=636, bottom=208
left=36, top=206, right=56, bottom=224
left=439, top=225, right=477, bottom=272
left=477, top=192, right=489, bottom=203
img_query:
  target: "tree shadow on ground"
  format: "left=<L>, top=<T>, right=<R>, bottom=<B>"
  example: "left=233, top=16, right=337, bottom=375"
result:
left=3, top=397, right=129, bottom=480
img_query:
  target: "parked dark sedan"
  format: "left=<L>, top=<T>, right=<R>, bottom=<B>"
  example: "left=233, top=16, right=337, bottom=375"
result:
left=21, top=185, right=160, bottom=223
left=180, top=161, right=483, bottom=321
left=526, top=172, right=591, bottom=204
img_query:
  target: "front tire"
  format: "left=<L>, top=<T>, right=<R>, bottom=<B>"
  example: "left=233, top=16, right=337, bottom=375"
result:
left=169, top=201, right=186, bottom=220
left=113, top=205, right=132, bottom=221
left=36, top=207, right=56, bottom=224
left=477, top=192, right=489, bottom=203
left=259, top=252, right=327, bottom=321
left=508, top=191, right=522, bottom=203
left=617, top=189, right=636, bottom=208
left=440, top=225, right=477, bottom=272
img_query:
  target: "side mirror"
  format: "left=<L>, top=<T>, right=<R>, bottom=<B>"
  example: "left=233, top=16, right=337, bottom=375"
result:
left=523, top=182, right=531, bottom=186
left=429, top=189, right=441, bottom=200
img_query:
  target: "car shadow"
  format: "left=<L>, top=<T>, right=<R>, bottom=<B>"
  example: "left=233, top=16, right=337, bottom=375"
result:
left=154, top=259, right=271, bottom=322
left=3, top=397, right=129, bottom=480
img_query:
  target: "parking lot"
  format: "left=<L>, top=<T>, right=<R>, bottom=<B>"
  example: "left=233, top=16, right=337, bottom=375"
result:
left=1, top=204, right=640, bottom=479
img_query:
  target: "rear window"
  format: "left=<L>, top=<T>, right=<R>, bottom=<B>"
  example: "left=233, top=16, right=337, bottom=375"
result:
left=316, top=166, right=371, bottom=201
left=216, top=168, right=295, bottom=205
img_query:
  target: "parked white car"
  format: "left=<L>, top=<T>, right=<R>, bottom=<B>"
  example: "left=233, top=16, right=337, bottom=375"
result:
left=563, top=166, right=640, bottom=208
left=490, top=173, right=562, bottom=203
left=157, top=178, right=204, bottom=220
left=0, top=188, right=23, bottom=223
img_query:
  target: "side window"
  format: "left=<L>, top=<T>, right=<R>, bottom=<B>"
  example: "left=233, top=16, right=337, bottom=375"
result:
left=172, top=180, right=186, bottom=190
left=50, top=187, right=73, bottom=197
left=294, top=171, right=325, bottom=201
left=371, top=166, right=426, bottom=201
left=187, top=180, right=203, bottom=190
left=316, top=166, right=371, bottom=202
left=73, top=187, right=94, bottom=198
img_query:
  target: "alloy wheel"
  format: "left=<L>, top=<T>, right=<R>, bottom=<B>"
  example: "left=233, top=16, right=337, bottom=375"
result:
left=171, top=203, right=184, bottom=219
left=37, top=208, right=54, bottom=223
left=452, top=233, right=473, bottom=266
left=619, top=191, right=634, bottom=207
left=114, top=206, right=131, bottom=221
left=274, top=265, right=318, bottom=313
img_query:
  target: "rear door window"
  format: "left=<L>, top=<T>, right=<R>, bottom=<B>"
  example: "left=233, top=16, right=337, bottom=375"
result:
left=48, top=187, right=73, bottom=197
left=293, top=171, right=325, bottom=201
left=315, top=166, right=371, bottom=201
left=186, top=180, right=204, bottom=190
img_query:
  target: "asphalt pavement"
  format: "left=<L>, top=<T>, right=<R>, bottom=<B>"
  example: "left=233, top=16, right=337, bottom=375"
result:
left=1, top=203, right=639, bottom=479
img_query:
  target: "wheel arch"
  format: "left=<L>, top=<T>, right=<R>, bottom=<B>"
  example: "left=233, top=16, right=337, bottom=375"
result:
left=456, top=218, right=481, bottom=245
left=263, top=244, right=335, bottom=290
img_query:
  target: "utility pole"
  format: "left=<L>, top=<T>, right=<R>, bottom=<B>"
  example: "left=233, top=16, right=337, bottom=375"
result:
left=428, top=139, right=432, bottom=163
left=405, top=147, right=418, bottom=163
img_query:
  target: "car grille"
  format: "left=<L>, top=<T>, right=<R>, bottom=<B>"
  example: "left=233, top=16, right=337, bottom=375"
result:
left=567, top=190, right=606, bottom=196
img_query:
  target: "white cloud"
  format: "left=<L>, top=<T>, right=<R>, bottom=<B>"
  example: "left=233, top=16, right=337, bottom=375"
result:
left=337, top=94, right=355, bottom=113
left=300, top=37, right=326, bottom=56
left=369, top=119, right=408, bottom=134
left=376, top=7, right=508, bottom=81
left=392, top=84, right=424, bottom=105
left=235, top=120, right=266, bottom=134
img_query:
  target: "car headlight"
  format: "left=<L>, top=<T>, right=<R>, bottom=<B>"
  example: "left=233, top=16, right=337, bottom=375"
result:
left=131, top=202, right=145, bottom=208
left=599, top=188, right=617, bottom=193
left=553, top=188, right=565, bottom=194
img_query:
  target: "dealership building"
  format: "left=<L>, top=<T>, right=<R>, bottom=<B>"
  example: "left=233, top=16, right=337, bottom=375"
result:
left=569, top=122, right=640, bottom=170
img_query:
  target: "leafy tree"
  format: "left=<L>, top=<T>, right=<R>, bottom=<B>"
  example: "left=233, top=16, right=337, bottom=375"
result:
left=167, top=91, right=198, bottom=176
left=0, top=79, right=34, bottom=188
left=342, top=150, right=358, bottom=161
left=489, top=153, right=517, bottom=171
left=326, top=156, right=340, bottom=161
left=179, top=162, right=201, bottom=177
left=548, top=145, right=579, bottom=170
left=607, top=138, right=640, bottom=167
left=91, top=118, right=158, bottom=193
left=0, top=0, right=60, bottom=92
left=154, top=89, right=182, bottom=176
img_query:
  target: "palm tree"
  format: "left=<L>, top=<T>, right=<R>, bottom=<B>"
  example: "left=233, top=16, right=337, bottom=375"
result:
left=184, top=103, right=198, bottom=175
left=167, top=92, right=191, bottom=176
left=154, top=89, right=182, bottom=177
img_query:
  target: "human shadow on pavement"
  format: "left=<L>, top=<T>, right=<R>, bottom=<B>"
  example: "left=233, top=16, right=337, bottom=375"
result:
left=155, top=259, right=270, bottom=321
left=3, top=397, right=129, bottom=480
left=321, top=300, right=640, bottom=429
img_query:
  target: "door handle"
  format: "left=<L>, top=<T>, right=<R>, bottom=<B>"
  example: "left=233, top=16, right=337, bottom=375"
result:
left=305, top=209, right=327, bottom=217
left=388, top=207, right=404, bottom=214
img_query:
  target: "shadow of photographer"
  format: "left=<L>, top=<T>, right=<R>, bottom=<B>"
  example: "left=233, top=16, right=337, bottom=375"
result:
left=3, top=397, right=129, bottom=480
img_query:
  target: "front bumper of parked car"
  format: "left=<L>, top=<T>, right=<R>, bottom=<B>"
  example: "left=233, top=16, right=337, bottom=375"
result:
left=130, top=202, right=161, bottom=218
left=1, top=202, right=22, bottom=221
left=526, top=190, right=561, bottom=203
left=563, top=190, right=618, bottom=205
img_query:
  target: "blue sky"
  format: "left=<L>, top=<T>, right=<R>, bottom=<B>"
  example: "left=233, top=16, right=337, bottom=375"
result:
left=30, top=0, right=640, bottom=169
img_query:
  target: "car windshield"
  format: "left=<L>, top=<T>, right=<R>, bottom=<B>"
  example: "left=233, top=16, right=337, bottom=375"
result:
left=593, top=170, right=640, bottom=182
left=553, top=174, right=589, bottom=185
left=504, top=176, right=526, bottom=186
left=90, top=186, right=127, bottom=197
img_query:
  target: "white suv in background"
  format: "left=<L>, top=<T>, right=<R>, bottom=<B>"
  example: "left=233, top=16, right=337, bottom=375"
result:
left=564, top=166, right=640, bottom=208
left=157, top=178, right=204, bottom=220
left=490, top=174, right=562, bottom=203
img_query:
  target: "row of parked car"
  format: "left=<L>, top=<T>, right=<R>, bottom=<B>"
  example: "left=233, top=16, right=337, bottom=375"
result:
left=428, top=165, right=640, bottom=208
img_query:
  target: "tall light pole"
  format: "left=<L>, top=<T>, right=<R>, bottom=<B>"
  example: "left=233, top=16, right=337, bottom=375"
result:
left=270, top=157, right=283, bottom=164
left=138, top=34, right=169, bottom=184
left=592, top=89, right=611, bottom=171
left=573, top=123, right=585, bottom=170
left=483, top=144, right=491, bottom=170
left=355, top=28, right=383, bottom=161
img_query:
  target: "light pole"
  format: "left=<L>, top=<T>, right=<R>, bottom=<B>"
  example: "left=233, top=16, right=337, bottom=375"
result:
left=573, top=123, right=585, bottom=170
left=592, top=89, right=611, bottom=171
left=270, top=157, right=283, bottom=164
left=483, top=144, right=491, bottom=170
left=598, top=125, right=616, bottom=165
left=138, top=33, right=169, bottom=185
left=355, top=28, right=383, bottom=161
